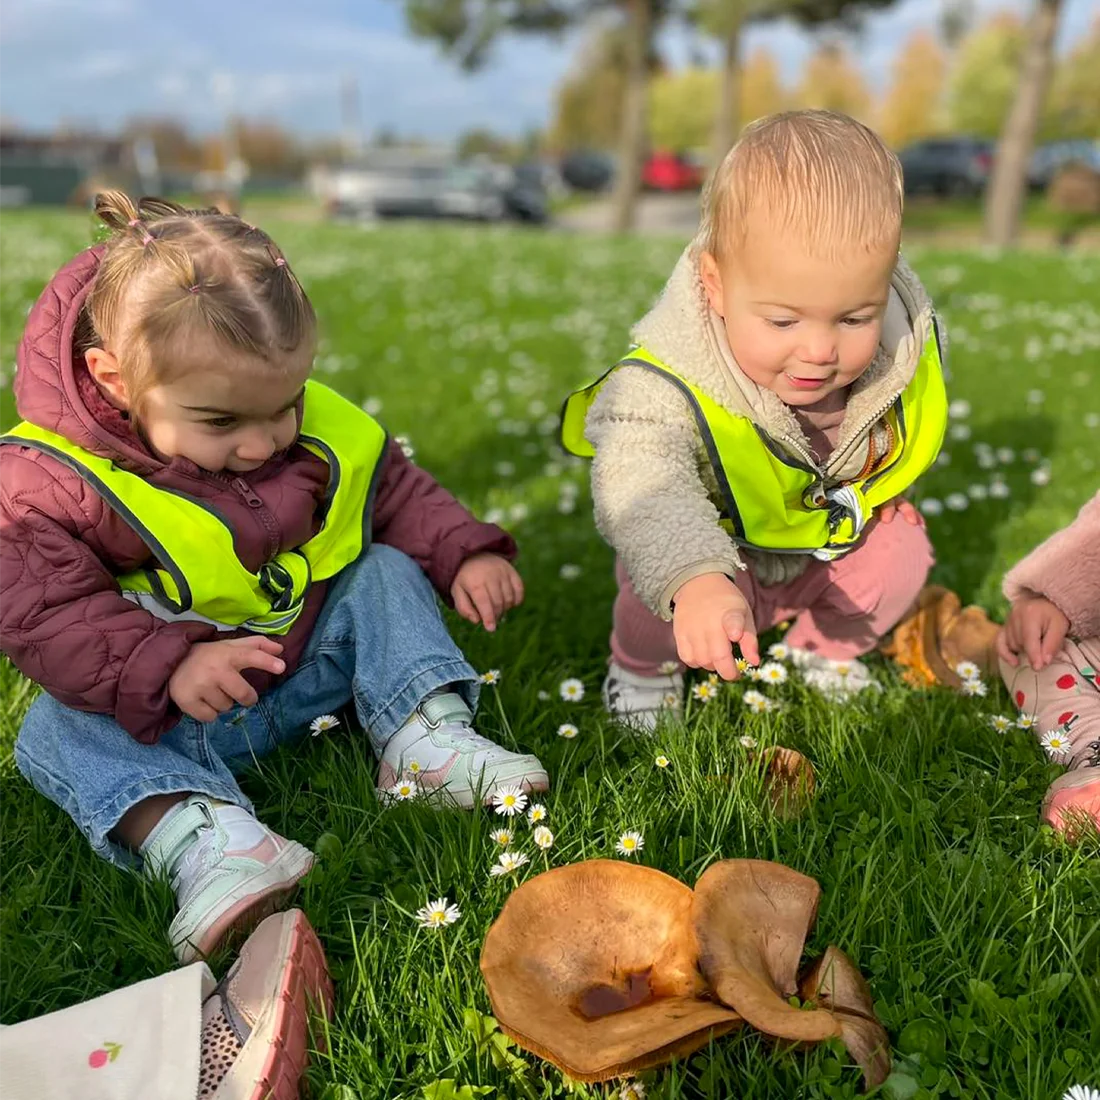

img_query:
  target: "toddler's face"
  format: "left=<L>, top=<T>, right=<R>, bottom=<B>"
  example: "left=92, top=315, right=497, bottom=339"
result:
left=138, top=355, right=312, bottom=473
left=700, top=231, right=896, bottom=407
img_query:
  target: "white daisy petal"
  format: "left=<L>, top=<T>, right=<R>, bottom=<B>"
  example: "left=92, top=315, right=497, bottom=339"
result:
left=533, top=825, right=554, bottom=850
left=557, top=722, right=579, bottom=739
left=415, top=897, right=461, bottom=929
left=492, top=785, right=529, bottom=817
left=309, top=713, right=340, bottom=736
left=615, top=830, right=645, bottom=856
left=559, top=678, right=585, bottom=701
left=490, top=850, right=530, bottom=877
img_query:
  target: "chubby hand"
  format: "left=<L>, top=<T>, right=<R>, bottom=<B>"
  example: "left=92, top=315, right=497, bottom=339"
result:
left=451, top=553, right=524, bottom=632
left=169, top=636, right=286, bottom=723
left=996, top=594, right=1070, bottom=670
left=879, top=496, right=923, bottom=526
left=672, top=572, right=760, bottom=680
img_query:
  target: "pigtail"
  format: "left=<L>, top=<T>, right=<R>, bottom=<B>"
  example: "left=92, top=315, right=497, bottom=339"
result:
left=263, top=245, right=316, bottom=353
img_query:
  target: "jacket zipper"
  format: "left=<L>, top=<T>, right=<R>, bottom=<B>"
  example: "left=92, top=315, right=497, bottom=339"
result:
left=221, top=474, right=281, bottom=562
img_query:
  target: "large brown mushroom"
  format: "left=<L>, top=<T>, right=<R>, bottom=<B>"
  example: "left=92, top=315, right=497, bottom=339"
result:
left=800, top=946, right=892, bottom=1089
left=692, top=860, right=841, bottom=1042
left=479, top=860, right=742, bottom=1082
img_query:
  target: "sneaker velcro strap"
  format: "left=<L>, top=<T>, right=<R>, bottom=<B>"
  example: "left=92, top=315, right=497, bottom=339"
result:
left=418, top=691, right=473, bottom=729
left=141, top=797, right=216, bottom=877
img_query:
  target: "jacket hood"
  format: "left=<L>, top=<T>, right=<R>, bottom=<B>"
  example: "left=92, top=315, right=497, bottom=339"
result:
left=14, top=245, right=164, bottom=475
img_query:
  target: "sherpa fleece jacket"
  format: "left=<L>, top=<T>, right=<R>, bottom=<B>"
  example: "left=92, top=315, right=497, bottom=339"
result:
left=583, top=242, right=943, bottom=619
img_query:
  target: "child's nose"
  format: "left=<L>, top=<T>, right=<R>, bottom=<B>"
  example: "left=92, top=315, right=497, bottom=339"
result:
left=236, top=429, right=277, bottom=462
left=799, top=338, right=838, bottom=366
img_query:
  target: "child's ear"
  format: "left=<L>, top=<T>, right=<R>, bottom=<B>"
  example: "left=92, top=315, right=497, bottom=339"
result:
left=699, top=251, right=726, bottom=317
left=84, top=347, right=131, bottom=410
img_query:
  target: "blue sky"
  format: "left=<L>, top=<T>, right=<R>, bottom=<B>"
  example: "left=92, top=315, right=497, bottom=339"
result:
left=0, top=0, right=1093, bottom=140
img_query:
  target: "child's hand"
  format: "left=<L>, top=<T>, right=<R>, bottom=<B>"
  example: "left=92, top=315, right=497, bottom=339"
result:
left=672, top=572, right=759, bottom=680
left=879, top=496, right=923, bottom=525
left=168, top=636, right=286, bottom=722
left=451, top=553, right=524, bottom=632
left=997, top=594, right=1069, bottom=670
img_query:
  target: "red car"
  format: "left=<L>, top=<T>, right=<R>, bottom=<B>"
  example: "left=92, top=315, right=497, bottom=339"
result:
left=642, top=152, right=705, bottom=192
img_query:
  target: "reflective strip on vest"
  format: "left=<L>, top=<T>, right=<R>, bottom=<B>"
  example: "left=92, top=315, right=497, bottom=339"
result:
left=561, top=320, right=947, bottom=557
left=1, top=380, right=388, bottom=635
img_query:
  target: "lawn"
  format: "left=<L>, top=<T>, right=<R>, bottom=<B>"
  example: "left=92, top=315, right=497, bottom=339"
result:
left=0, top=210, right=1098, bottom=1100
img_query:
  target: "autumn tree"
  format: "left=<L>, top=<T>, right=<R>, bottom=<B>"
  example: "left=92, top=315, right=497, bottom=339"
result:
left=947, top=13, right=1025, bottom=138
left=877, top=30, right=948, bottom=148
left=792, top=39, right=871, bottom=121
left=1045, top=14, right=1100, bottom=140
left=984, top=0, right=1064, bottom=247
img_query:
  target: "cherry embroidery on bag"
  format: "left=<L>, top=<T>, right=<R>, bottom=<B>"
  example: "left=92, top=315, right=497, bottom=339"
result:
left=87, top=1042, right=123, bottom=1068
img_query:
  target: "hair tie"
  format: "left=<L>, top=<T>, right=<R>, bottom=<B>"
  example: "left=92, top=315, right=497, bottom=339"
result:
left=141, top=231, right=154, bottom=246
left=127, top=218, right=140, bottom=228
left=274, top=257, right=286, bottom=268
left=188, top=284, right=201, bottom=294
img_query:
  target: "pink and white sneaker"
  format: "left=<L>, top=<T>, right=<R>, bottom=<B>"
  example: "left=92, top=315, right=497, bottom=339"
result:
left=200, top=908, right=333, bottom=1100
left=141, top=796, right=314, bottom=964
left=1042, top=765, right=1100, bottom=839
left=376, top=691, right=549, bottom=809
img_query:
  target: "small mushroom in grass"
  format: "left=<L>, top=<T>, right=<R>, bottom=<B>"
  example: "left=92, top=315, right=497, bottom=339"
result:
left=755, top=747, right=816, bottom=819
left=692, top=860, right=841, bottom=1043
left=799, top=946, right=892, bottom=1089
left=479, top=860, right=742, bottom=1083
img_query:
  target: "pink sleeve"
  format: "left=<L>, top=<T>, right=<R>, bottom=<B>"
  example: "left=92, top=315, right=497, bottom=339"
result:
left=1002, top=491, right=1100, bottom=640
left=370, top=441, right=517, bottom=601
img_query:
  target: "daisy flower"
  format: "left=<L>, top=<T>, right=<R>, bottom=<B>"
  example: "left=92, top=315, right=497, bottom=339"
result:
left=560, top=678, right=585, bottom=702
left=948, top=399, right=971, bottom=419
left=658, top=660, right=681, bottom=675
left=533, top=825, right=554, bottom=850
left=615, top=831, right=645, bottom=857
left=955, top=661, right=981, bottom=681
left=1041, top=729, right=1072, bottom=761
left=396, top=436, right=415, bottom=459
left=989, top=480, right=1010, bottom=499
left=996, top=447, right=1015, bottom=464
left=537, top=690, right=551, bottom=701
left=527, top=803, right=548, bottom=824
left=480, top=669, right=501, bottom=685
left=620, top=1082, right=647, bottom=1100
left=759, top=662, right=788, bottom=686
left=1063, top=1086, right=1100, bottom=1100
left=490, top=828, right=514, bottom=846
left=415, top=897, right=461, bottom=929
left=492, top=785, right=528, bottom=817
left=388, top=779, right=418, bottom=801
left=767, top=643, right=789, bottom=661
left=404, top=759, right=422, bottom=776
left=655, top=754, right=671, bottom=768
left=490, top=850, right=530, bottom=877
left=557, top=723, right=579, bottom=739
left=692, top=681, right=719, bottom=703
left=945, top=492, right=969, bottom=511
left=1016, top=713, right=1037, bottom=731
left=559, top=563, right=582, bottom=580
left=743, top=690, right=770, bottom=712
left=988, top=715, right=1014, bottom=733
left=961, top=678, right=988, bottom=697
left=738, top=735, right=758, bottom=748
left=309, top=714, right=340, bottom=736
left=919, top=498, right=944, bottom=516
left=1031, top=467, right=1051, bottom=487
left=736, top=657, right=751, bottom=674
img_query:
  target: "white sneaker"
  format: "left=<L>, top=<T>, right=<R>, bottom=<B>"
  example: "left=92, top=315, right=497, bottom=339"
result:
left=377, top=691, right=549, bottom=809
left=791, top=649, right=880, bottom=700
left=141, top=797, right=314, bottom=964
left=602, top=661, right=684, bottom=734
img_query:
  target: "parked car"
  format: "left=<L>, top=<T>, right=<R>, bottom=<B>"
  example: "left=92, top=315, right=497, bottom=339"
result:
left=642, top=152, right=705, bottom=192
left=1029, top=140, right=1100, bottom=192
left=898, top=138, right=994, bottom=198
left=329, top=160, right=547, bottom=224
left=560, top=150, right=615, bottom=193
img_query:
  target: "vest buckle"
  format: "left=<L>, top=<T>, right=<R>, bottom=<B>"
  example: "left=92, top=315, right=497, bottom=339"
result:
left=259, top=560, right=296, bottom=612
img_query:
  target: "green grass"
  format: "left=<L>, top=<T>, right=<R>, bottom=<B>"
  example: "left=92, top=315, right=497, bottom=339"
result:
left=1, top=211, right=1098, bottom=1100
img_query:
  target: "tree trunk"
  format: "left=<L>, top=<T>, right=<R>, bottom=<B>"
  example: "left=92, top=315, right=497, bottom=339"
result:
left=983, top=0, right=1062, bottom=248
left=610, top=0, right=653, bottom=234
left=710, top=19, right=743, bottom=169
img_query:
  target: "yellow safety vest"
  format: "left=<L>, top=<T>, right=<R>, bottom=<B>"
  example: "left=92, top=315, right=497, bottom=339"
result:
left=1, top=380, right=388, bottom=634
left=561, top=323, right=947, bottom=559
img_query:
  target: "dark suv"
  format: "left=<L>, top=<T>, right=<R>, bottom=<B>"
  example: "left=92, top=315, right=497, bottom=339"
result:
left=898, top=138, right=994, bottom=198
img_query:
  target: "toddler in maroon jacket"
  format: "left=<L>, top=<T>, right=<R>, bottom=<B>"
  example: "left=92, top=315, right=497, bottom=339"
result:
left=0, top=192, right=548, bottom=962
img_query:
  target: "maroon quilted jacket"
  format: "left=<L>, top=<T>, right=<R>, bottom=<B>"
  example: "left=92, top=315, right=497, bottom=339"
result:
left=0, top=247, right=516, bottom=744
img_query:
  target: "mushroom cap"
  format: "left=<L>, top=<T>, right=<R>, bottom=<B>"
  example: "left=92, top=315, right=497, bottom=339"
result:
left=692, top=860, right=842, bottom=1043
left=757, top=747, right=816, bottom=819
left=480, top=860, right=742, bottom=1082
left=800, top=946, right=891, bottom=1090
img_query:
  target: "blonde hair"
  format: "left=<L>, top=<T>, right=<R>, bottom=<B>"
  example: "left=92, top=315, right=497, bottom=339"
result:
left=78, top=191, right=315, bottom=405
left=698, top=110, right=903, bottom=261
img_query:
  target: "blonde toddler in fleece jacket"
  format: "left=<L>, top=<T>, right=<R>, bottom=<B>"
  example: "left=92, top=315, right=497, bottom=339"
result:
left=998, top=491, right=1100, bottom=836
left=565, top=111, right=946, bottom=729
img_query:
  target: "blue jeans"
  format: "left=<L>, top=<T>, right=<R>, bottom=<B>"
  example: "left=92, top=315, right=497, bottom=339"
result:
left=15, top=544, right=479, bottom=867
